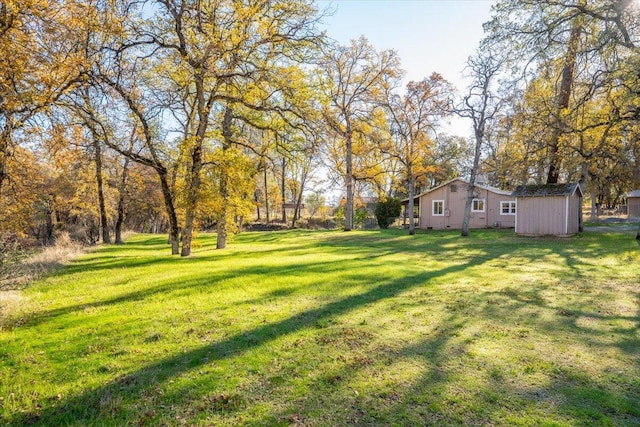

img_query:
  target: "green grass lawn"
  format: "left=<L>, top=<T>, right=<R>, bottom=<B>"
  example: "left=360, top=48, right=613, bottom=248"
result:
left=1, top=229, right=639, bottom=426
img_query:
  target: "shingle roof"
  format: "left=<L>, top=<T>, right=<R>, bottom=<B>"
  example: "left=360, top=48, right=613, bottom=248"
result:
left=626, top=190, right=640, bottom=198
left=412, top=177, right=511, bottom=198
left=512, top=183, right=582, bottom=197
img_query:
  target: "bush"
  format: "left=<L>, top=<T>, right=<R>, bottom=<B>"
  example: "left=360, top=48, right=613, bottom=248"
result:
left=354, top=207, right=370, bottom=229
left=334, top=206, right=345, bottom=229
left=305, top=217, right=335, bottom=229
left=375, top=198, right=402, bottom=229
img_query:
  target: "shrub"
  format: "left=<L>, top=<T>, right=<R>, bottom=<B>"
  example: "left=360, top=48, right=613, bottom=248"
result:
left=334, top=206, right=345, bottom=229
left=354, top=207, right=370, bottom=229
left=375, top=198, right=402, bottom=229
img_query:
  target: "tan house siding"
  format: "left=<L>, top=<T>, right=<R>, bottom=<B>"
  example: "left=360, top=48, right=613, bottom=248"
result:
left=516, top=196, right=567, bottom=235
left=491, top=193, right=516, bottom=228
left=415, top=178, right=515, bottom=230
left=628, top=196, right=640, bottom=218
left=568, top=194, right=581, bottom=233
left=513, top=183, right=582, bottom=236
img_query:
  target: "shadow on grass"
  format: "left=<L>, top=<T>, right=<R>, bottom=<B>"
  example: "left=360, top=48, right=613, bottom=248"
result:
left=5, top=229, right=640, bottom=425
left=260, top=231, right=640, bottom=425
left=11, top=229, right=453, bottom=330
left=7, top=247, right=495, bottom=426
left=265, top=311, right=467, bottom=426
left=12, top=248, right=408, bottom=331
left=58, top=233, right=341, bottom=276
left=365, top=287, right=640, bottom=425
left=284, top=287, right=640, bottom=425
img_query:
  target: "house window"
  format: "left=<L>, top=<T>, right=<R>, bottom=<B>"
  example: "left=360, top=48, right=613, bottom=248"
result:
left=450, top=184, right=457, bottom=193
left=472, top=198, right=485, bottom=212
left=432, top=200, right=444, bottom=216
left=500, top=201, right=516, bottom=215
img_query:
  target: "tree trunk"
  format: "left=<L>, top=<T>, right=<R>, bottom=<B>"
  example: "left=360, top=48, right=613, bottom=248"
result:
left=216, top=186, right=228, bottom=250
left=255, top=189, right=261, bottom=221
left=45, top=197, right=55, bottom=245
left=291, top=187, right=298, bottom=226
left=102, top=77, right=181, bottom=254
left=0, top=151, right=6, bottom=211
left=0, top=124, right=12, bottom=218
left=462, top=129, right=483, bottom=237
left=217, top=106, right=234, bottom=250
left=158, top=170, right=180, bottom=254
left=281, top=157, right=287, bottom=224
left=590, top=190, right=599, bottom=220
left=345, top=122, right=354, bottom=231
left=180, top=142, right=202, bottom=257
left=181, top=68, right=212, bottom=256
left=578, top=164, right=588, bottom=232
left=547, top=22, right=581, bottom=184
left=461, top=184, right=474, bottom=237
left=291, top=169, right=308, bottom=228
left=114, top=198, right=125, bottom=244
left=217, top=159, right=230, bottom=250
left=407, top=172, right=416, bottom=236
left=92, top=134, right=111, bottom=244
left=115, top=156, right=130, bottom=244
left=264, top=162, right=270, bottom=225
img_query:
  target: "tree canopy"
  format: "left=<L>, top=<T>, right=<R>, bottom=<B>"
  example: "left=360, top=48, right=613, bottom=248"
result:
left=1, top=0, right=639, bottom=254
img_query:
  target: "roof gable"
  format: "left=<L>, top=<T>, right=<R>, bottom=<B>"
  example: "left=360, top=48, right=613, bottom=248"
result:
left=415, top=177, right=512, bottom=198
left=512, top=182, right=583, bottom=198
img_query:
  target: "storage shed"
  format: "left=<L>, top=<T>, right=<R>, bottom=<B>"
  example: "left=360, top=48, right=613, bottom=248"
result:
left=512, top=183, right=583, bottom=236
left=627, top=190, right=640, bottom=218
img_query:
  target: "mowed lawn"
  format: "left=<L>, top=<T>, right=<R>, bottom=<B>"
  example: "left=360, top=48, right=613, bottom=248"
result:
left=1, top=229, right=639, bottom=426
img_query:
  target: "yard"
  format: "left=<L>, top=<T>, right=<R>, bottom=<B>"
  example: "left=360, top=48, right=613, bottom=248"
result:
left=1, top=229, right=639, bottom=426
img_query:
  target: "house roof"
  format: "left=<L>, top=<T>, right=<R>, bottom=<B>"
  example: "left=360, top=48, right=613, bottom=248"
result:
left=626, top=190, right=640, bottom=198
left=404, top=177, right=512, bottom=203
left=512, top=182, right=583, bottom=198
left=359, top=196, right=379, bottom=205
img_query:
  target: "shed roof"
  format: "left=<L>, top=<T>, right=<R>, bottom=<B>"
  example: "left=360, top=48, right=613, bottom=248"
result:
left=512, top=182, right=582, bottom=198
left=626, top=190, right=640, bottom=198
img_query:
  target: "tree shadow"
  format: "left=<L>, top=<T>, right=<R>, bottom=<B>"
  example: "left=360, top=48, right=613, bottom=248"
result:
left=351, top=285, right=640, bottom=425
left=257, top=232, right=640, bottom=425
left=6, top=251, right=494, bottom=426
left=9, top=243, right=409, bottom=331
left=4, top=229, right=638, bottom=425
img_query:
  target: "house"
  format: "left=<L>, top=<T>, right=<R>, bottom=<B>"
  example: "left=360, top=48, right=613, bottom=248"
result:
left=404, top=178, right=517, bottom=230
left=512, top=183, right=583, bottom=236
left=627, top=190, right=640, bottom=218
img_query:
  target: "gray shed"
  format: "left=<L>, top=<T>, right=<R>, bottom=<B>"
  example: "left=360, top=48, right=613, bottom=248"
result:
left=627, top=190, right=640, bottom=218
left=512, top=183, right=583, bottom=236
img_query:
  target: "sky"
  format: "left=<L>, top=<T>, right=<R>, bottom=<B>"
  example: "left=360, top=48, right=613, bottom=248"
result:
left=315, top=0, right=496, bottom=90
left=314, top=0, right=496, bottom=137
left=313, top=1, right=497, bottom=199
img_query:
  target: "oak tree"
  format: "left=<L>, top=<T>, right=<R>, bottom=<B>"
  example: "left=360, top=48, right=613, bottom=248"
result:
left=320, top=36, right=401, bottom=231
